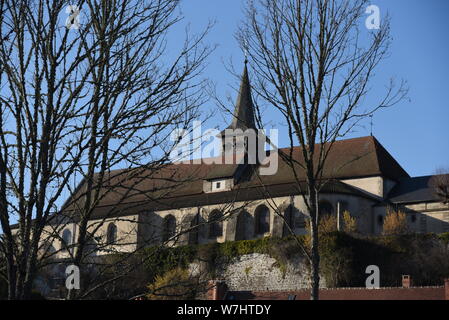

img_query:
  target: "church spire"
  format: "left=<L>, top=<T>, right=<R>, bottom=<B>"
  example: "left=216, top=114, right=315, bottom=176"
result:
left=227, top=62, right=256, bottom=130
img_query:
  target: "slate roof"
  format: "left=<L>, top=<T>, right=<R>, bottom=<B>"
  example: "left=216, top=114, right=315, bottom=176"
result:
left=387, top=175, right=441, bottom=204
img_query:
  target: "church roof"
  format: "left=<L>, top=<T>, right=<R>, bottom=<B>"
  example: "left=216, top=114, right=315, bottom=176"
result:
left=60, top=136, right=409, bottom=217
left=387, top=175, right=442, bottom=204
left=250, top=136, right=410, bottom=186
left=68, top=180, right=373, bottom=221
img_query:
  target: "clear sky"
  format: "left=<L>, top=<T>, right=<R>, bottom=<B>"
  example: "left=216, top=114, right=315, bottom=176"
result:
left=174, top=0, right=449, bottom=178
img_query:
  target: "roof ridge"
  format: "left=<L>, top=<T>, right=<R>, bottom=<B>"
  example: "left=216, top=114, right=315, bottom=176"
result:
left=370, top=136, right=410, bottom=179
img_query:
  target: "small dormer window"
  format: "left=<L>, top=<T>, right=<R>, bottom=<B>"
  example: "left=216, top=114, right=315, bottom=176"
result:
left=211, top=179, right=226, bottom=192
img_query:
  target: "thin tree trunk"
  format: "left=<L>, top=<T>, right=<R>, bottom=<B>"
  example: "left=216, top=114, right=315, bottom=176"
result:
left=307, top=186, right=320, bottom=300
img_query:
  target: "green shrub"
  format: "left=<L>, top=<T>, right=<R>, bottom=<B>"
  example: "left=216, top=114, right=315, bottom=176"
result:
left=143, top=245, right=197, bottom=281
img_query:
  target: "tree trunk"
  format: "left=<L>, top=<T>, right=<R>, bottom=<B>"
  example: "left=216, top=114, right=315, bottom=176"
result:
left=7, top=263, right=16, bottom=300
left=308, top=186, right=320, bottom=300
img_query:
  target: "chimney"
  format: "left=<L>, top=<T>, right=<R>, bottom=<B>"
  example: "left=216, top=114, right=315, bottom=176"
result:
left=206, top=280, right=228, bottom=300
left=402, top=275, right=412, bottom=288
left=445, top=278, right=449, bottom=300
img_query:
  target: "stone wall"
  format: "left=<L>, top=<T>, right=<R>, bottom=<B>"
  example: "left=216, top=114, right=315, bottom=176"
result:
left=190, top=252, right=325, bottom=292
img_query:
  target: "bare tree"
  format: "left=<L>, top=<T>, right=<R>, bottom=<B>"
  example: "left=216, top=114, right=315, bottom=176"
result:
left=429, top=168, right=449, bottom=204
left=0, top=0, right=214, bottom=300
left=238, top=0, right=407, bottom=299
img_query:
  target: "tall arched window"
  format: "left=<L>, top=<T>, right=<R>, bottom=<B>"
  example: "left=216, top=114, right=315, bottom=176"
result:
left=106, top=223, right=117, bottom=244
left=283, top=205, right=296, bottom=237
left=61, top=228, right=72, bottom=250
left=162, top=215, right=177, bottom=242
left=235, top=210, right=251, bottom=241
left=255, top=205, right=270, bottom=235
left=208, top=210, right=223, bottom=239
left=188, top=214, right=200, bottom=245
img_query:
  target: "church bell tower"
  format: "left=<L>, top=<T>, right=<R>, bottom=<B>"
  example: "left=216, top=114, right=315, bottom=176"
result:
left=220, top=61, right=260, bottom=165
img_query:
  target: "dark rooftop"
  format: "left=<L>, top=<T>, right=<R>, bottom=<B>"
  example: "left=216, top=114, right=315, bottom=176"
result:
left=387, top=175, right=441, bottom=204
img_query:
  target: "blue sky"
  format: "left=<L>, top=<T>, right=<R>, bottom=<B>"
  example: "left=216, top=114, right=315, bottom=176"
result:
left=174, top=0, right=449, bottom=177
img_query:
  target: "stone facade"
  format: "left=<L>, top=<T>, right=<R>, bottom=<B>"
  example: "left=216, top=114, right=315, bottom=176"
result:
left=40, top=187, right=449, bottom=260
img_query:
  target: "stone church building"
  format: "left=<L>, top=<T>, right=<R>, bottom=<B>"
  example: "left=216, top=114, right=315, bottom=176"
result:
left=43, top=64, right=449, bottom=258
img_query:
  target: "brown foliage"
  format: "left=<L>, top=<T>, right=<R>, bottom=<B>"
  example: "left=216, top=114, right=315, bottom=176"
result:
left=342, top=211, right=358, bottom=234
left=382, top=209, right=409, bottom=235
left=319, top=214, right=338, bottom=234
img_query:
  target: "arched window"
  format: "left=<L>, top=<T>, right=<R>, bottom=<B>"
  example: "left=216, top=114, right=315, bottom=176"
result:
left=235, top=210, right=251, bottom=241
left=61, top=228, right=72, bottom=250
left=208, top=210, right=223, bottom=239
left=318, top=200, right=334, bottom=218
left=255, top=205, right=270, bottom=235
left=162, top=215, right=177, bottom=242
left=188, top=214, right=200, bottom=245
left=283, top=205, right=296, bottom=237
left=106, top=223, right=117, bottom=244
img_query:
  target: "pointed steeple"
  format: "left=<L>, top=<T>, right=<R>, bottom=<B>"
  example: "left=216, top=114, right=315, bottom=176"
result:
left=227, top=62, right=256, bottom=130
left=215, top=61, right=261, bottom=180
